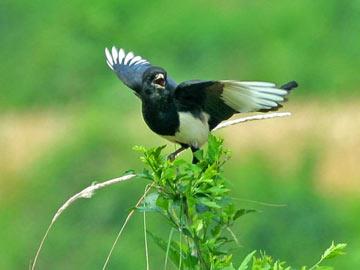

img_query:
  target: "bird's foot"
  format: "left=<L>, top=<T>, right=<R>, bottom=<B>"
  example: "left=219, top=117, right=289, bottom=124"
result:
left=167, top=146, right=188, bottom=162
left=167, top=152, right=177, bottom=162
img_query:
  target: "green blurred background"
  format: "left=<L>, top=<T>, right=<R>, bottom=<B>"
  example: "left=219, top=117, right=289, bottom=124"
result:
left=1, top=0, right=359, bottom=269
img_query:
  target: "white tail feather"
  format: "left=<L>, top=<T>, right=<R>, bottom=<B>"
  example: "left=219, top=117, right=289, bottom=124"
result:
left=237, top=81, right=276, bottom=87
left=221, top=81, right=288, bottom=112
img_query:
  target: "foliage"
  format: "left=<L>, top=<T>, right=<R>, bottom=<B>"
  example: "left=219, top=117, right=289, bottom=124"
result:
left=238, top=242, right=347, bottom=270
left=134, top=135, right=346, bottom=269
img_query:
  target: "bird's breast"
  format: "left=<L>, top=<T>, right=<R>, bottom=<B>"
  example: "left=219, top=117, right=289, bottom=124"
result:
left=169, top=111, right=210, bottom=148
left=142, top=99, right=210, bottom=148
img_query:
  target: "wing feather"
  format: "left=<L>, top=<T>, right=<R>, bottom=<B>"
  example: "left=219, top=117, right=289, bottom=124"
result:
left=105, top=46, right=151, bottom=92
left=175, top=80, right=297, bottom=129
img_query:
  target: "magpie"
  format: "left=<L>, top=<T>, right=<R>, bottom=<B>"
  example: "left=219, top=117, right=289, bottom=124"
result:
left=105, top=47, right=298, bottom=163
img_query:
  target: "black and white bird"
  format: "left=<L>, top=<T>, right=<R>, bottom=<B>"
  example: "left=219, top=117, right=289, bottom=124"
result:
left=105, top=47, right=298, bottom=163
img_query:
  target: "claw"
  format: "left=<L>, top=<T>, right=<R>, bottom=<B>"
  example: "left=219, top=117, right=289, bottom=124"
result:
left=167, top=153, right=177, bottom=162
left=167, top=145, right=188, bottom=162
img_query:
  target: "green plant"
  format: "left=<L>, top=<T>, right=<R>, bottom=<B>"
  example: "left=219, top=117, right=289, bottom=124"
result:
left=31, top=135, right=346, bottom=270
left=135, top=135, right=346, bottom=270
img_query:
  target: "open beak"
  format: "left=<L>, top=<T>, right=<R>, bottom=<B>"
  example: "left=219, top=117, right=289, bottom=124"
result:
left=154, top=73, right=165, bottom=88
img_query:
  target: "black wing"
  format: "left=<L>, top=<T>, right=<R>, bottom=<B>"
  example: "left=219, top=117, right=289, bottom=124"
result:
left=174, top=80, right=297, bottom=130
left=105, top=46, right=178, bottom=93
left=105, top=47, right=151, bottom=93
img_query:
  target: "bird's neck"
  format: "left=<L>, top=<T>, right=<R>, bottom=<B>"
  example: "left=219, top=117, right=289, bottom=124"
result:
left=142, top=92, right=173, bottom=111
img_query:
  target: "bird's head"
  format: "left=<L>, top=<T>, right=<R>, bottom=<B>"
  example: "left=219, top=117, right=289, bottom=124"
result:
left=142, top=67, right=169, bottom=98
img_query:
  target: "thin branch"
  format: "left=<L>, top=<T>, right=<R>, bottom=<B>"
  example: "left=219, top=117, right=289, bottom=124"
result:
left=226, top=227, right=240, bottom=246
left=212, top=112, right=291, bottom=131
left=102, top=182, right=155, bottom=270
left=31, top=173, right=136, bottom=270
left=171, top=112, right=291, bottom=159
left=144, top=211, right=149, bottom=270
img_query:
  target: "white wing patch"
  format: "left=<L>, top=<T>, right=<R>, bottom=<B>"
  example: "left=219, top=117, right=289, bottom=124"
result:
left=105, top=46, right=150, bottom=70
left=220, top=80, right=289, bottom=112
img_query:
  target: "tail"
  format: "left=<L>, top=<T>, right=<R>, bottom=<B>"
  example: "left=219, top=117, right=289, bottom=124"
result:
left=260, top=80, right=297, bottom=112
left=280, top=80, right=298, bottom=91
left=220, top=80, right=298, bottom=113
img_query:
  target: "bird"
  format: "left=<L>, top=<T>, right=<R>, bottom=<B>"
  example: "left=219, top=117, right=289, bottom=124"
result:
left=105, top=46, right=298, bottom=163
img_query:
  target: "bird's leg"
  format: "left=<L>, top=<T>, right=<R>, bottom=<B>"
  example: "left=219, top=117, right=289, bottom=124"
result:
left=167, top=144, right=189, bottom=162
left=191, top=147, right=200, bottom=164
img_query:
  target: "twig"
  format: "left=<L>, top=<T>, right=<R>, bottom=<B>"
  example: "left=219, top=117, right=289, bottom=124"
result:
left=171, top=112, right=291, bottom=159
left=164, top=228, right=175, bottom=270
left=31, top=173, right=136, bottom=270
left=226, top=227, right=240, bottom=246
left=102, top=182, right=155, bottom=270
left=212, top=112, right=291, bottom=131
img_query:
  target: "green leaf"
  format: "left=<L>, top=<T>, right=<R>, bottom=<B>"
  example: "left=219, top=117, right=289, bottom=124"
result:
left=132, top=145, right=146, bottom=153
left=156, top=195, right=169, bottom=212
left=138, top=169, right=153, bottom=180
left=198, top=197, right=221, bottom=209
left=137, top=192, right=160, bottom=212
left=321, top=242, right=347, bottom=261
left=131, top=140, right=346, bottom=270
left=233, top=209, right=257, bottom=221
left=238, top=250, right=256, bottom=270
left=193, top=148, right=204, bottom=162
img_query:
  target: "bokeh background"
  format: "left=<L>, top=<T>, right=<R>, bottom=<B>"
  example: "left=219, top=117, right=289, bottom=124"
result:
left=1, top=0, right=359, bottom=269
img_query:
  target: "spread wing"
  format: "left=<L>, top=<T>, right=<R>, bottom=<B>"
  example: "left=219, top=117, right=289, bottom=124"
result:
left=105, top=46, right=178, bottom=93
left=105, top=46, right=152, bottom=93
left=174, top=80, right=297, bottom=129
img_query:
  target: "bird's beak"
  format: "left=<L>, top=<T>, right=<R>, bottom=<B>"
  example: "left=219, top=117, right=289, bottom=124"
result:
left=154, top=73, right=166, bottom=88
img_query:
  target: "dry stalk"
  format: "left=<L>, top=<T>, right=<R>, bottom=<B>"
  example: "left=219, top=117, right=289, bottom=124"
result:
left=213, top=112, right=291, bottom=131
left=31, top=173, right=136, bottom=270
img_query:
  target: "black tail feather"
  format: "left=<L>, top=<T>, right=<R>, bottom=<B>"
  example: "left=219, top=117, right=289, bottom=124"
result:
left=280, top=80, right=298, bottom=91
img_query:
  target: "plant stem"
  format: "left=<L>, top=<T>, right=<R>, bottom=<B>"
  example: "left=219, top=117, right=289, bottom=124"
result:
left=164, top=229, right=174, bottom=270
left=182, top=196, right=208, bottom=269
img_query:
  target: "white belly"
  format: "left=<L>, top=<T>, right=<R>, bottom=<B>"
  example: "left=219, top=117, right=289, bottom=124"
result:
left=162, top=112, right=210, bottom=148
